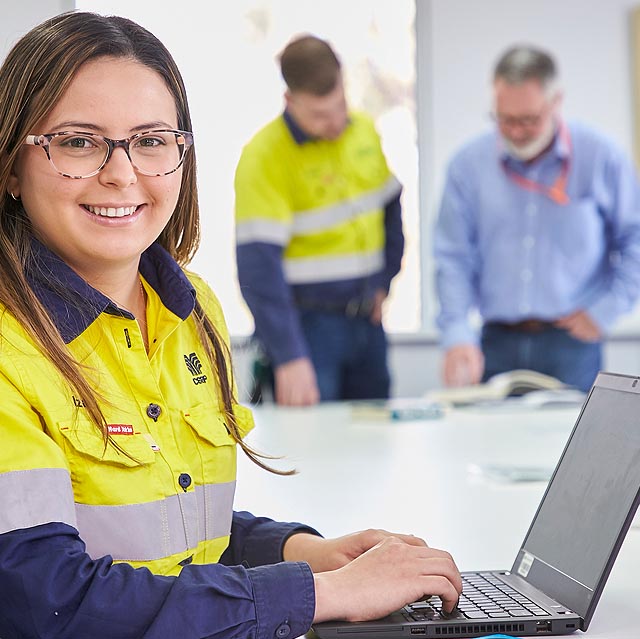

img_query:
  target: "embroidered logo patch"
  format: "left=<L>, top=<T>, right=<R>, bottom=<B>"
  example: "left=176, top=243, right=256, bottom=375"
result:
left=107, top=424, right=135, bottom=435
left=184, top=352, right=207, bottom=385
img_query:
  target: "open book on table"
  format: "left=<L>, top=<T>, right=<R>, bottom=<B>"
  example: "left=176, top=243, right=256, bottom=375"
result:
left=424, top=368, right=575, bottom=406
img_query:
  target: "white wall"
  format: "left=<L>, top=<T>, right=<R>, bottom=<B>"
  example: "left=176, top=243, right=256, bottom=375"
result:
left=0, top=0, right=73, bottom=59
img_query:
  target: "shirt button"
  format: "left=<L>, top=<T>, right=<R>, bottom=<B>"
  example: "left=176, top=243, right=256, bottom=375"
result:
left=526, top=203, right=537, bottom=216
left=178, top=473, right=192, bottom=491
left=521, top=269, right=532, bottom=282
left=522, top=235, right=535, bottom=249
left=146, top=403, right=162, bottom=421
left=275, top=623, right=291, bottom=638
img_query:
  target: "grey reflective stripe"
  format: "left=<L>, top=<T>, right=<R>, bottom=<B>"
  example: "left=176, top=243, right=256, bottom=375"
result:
left=76, top=480, right=236, bottom=562
left=198, top=481, right=234, bottom=541
left=235, top=175, right=401, bottom=246
left=236, top=219, right=291, bottom=246
left=284, top=250, right=385, bottom=284
left=292, top=175, right=401, bottom=235
left=0, top=468, right=77, bottom=534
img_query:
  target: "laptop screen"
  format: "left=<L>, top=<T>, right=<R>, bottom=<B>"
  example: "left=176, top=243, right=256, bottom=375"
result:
left=518, top=376, right=640, bottom=618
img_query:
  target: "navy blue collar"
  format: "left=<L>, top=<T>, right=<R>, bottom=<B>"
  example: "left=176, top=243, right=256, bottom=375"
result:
left=26, top=239, right=196, bottom=344
left=283, top=109, right=353, bottom=145
left=283, top=109, right=313, bottom=145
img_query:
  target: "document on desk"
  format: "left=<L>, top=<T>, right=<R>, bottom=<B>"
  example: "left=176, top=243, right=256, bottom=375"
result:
left=468, top=463, right=554, bottom=483
left=350, top=398, right=444, bottom=421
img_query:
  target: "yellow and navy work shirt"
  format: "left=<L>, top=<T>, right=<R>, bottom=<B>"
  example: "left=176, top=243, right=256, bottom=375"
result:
left=0, top=240, right=317, bottom=639
left=235, top=110, right=404, bottom=365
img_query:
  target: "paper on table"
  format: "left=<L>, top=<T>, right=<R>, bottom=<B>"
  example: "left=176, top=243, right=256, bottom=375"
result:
left=468, top=463, right=554, bottom=483
left=350, top=398, right=445, bottom=421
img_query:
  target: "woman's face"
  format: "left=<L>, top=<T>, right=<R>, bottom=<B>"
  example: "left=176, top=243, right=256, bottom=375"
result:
left=8, top=56, right=183, bottom=282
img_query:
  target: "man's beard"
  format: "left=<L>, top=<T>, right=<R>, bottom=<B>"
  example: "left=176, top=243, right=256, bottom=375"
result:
left=503, top=119, right=556, bottom=161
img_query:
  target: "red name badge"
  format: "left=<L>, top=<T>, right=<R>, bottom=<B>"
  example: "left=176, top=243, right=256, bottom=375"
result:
left=107, top=424, right=135, bottom=435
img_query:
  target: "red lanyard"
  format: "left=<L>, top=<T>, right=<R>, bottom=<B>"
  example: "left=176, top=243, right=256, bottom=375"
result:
left=502, top=122, right=571, bottom=205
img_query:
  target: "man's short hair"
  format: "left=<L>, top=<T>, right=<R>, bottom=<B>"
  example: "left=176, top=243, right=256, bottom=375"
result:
left=493, top=45, right=558, bottom=92
left=279, top=35, right=341, bottom=96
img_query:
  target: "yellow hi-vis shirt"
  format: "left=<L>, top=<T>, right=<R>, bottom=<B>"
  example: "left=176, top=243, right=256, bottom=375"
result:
left=235, top=111, right=401, bottom=284
left=0, top=242, right=253, bottom=576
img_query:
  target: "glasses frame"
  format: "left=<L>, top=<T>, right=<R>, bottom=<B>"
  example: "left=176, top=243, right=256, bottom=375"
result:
left=23, top=129, right=194, bottom=179
left=489, top=97, right=558, bottom=130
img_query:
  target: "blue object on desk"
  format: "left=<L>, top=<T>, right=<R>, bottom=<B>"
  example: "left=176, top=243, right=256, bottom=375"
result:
left=351, top=399, right=444, bottom=421
left=389, top=401, right=444, bottom=421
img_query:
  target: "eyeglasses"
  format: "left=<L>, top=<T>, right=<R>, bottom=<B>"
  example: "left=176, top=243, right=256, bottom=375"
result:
left=489, top=109, right=547, bottom=129
left=23, top=129, right=194, bottom=179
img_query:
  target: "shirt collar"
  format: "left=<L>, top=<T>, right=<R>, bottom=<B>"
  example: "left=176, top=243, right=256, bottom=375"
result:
left=26, top=239, right=196, bottom=344
left=498, top=120, right=570, bottom=165
left=283, top=109, right=313, bottom=145
left=282, top=109, right=353, bottom=145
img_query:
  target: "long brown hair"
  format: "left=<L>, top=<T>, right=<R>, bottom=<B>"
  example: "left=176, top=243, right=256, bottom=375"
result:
left=0, top=12, right=288, bottom=473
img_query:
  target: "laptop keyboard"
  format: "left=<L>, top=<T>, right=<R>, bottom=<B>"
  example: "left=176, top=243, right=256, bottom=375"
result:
left=404, top=573, right=550, bottom=621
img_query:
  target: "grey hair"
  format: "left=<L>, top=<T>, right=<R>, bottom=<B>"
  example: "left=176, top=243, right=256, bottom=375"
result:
left=493, top=45, right=559, bottom=95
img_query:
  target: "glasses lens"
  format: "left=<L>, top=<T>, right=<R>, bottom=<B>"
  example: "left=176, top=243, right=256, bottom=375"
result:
left=49, top=133, right=109, bottom=177
left=130, top=131, right=189, bottom=176
left=492, top=111, right=544, bottom=129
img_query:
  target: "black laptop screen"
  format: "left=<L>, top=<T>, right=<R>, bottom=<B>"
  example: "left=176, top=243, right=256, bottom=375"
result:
left=522, top=384, right=640, bottom=591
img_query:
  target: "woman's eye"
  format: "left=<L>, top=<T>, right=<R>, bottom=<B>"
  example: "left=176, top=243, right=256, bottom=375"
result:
left=61, top=136, right=95, bottom=149
left=137, top=136, right=164, bottom=148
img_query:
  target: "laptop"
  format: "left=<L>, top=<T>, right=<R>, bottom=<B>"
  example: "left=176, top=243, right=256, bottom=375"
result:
left=312, top=371, right=640, bottom=638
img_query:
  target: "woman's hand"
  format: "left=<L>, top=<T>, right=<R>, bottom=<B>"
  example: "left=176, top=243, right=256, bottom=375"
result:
left=311, top=535, right=462, bottom=622
left=283, top=528, right=428, bottom=572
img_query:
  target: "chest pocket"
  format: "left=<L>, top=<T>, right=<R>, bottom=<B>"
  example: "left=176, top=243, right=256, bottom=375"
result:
left=181, top=403, right=255, bottom=485
left=58, top=419, right=157, bottom=505
left=295, top=159, right=347, bottom=210
left=344, top=141, right=388, bottom=192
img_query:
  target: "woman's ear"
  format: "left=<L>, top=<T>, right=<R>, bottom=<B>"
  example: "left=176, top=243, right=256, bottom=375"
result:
left=6, top=162, right=20, bottom=200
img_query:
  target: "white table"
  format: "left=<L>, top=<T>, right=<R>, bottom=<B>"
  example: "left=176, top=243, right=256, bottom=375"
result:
left=235, top=402, right=640, bottom=638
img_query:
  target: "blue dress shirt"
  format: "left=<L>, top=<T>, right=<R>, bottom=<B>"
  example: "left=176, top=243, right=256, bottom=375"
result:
left=434, top=121, right=640, bottom=348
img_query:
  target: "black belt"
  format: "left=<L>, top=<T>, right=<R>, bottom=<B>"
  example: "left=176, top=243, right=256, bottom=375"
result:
left=486, top=319, right=556, bottom=334
left=295, top=297, right=375, bottom=318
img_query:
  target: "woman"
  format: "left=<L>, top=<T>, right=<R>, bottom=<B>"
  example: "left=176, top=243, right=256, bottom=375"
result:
left=0, top=11, right=461, bottom=638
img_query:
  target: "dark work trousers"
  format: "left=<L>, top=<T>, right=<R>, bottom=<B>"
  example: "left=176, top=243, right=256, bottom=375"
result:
left=251, top=310, right=391, bottom=403
left=481, top=323, right=602, bottom=393
left=299, top=309, right=390, bottom=401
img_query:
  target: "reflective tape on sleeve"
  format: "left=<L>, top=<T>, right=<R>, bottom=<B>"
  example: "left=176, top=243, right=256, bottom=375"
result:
left=0, top=467, right=77, bottom=534
left=76, top=481, right=236, bottom=562
left=283, top=249, right=385, bottom=284
left=236, top=218, right=292, bottom=246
